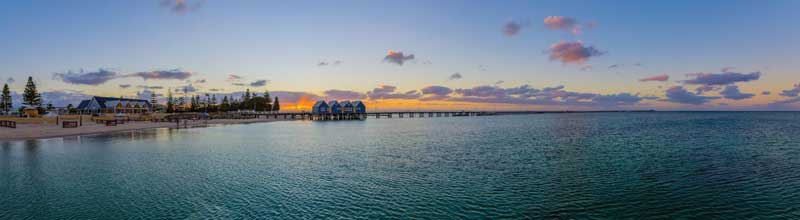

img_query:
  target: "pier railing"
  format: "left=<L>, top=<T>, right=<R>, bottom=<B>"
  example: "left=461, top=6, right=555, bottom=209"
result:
left=237, top=111, right=493, bottom=121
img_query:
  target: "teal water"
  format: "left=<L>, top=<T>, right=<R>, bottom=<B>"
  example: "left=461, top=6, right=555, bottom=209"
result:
left=2, top=112, right=800, bottom=219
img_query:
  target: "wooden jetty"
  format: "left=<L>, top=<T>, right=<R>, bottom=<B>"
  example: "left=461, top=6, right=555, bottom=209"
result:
left=238, top=111, right=494, bottom=121
left=236, top=110, right=654, bottom=121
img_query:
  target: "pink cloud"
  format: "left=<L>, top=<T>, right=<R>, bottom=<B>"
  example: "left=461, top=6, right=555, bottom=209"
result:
left=544, top=16, right=586, bottom=35
left=639, top=74, right=670, bottom=82
left=548, top=41, right=604, bottom=64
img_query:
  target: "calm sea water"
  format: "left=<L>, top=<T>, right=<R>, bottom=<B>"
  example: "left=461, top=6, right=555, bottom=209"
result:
left=2, top=112, right=800, bottom=219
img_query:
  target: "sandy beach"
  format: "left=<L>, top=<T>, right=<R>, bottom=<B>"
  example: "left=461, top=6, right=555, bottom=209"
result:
left=0, top=118, right=294, bottom=141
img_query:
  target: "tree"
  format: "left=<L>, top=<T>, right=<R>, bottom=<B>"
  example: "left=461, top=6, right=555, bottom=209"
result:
left=67, top=104, right=76, bottom=114
left=22, top=76, right=42, bottom=107
left=177, top=97, right=185, bottom=112
left=1, top=84, right=11, bottom=113
left=221, top=96, right=230, bottom=112
left=210, top=94, right=217, bottom=112
left=263, top=91, right=272, bottom=112
left=242, top=89, right=252, bottom=110
left=166, top=90, right=174, bottom=113
left=272, top=97, right=280, bottom=112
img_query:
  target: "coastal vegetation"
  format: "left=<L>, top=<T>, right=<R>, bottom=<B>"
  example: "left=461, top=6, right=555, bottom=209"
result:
left=164, top=89, right=280, bottom=113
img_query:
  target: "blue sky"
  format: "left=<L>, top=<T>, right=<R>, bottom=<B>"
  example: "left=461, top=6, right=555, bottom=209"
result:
left=1, top=0, right=798, bottom=110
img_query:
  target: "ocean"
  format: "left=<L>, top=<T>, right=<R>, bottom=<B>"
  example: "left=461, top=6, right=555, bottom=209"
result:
left=2, top=112, right=800, bottom=219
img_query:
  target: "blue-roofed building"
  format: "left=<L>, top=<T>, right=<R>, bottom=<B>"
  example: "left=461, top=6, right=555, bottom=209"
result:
left=328, top=100, right=342, bottom=113
left=76, top=96, right=152, bottom=114
left=352, top=101, right=366, bottom=113
left=312, top=101, right=329, bottom=114
left=340, top=101, right=354, bottom=113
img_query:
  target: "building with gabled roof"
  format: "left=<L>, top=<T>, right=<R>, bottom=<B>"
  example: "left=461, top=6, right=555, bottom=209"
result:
left=312, top=100, right=329, bottom=114
left=76, top=96, right=152, bottom=114
left=352, top=101, right=366, bottom=113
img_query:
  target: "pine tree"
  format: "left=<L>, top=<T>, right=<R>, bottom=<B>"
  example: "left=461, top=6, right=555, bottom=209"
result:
left=1, top=84, right=11, bottom=113
left=221, top=96, right=229, bottom=112
left=166, top=90, right=174, bottom=113
left=22, top=76, right=42, bottom=107
left=272, top=97, right=280, bottom=112
left=190, top=96, right=197, bottom=112
left=243, top=89, right=252, bottom=110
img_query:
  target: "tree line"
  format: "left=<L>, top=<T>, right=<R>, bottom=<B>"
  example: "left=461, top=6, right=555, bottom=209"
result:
left=0, top=76, right=283, bottom=115
left=165, top=88, right=280, bottom=113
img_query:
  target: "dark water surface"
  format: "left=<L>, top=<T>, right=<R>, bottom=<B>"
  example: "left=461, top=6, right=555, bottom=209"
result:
left=2, top=112, right=800, bottom=219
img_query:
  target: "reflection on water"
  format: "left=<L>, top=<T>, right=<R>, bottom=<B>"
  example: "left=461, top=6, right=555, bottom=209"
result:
left=1, top=112, right=800, bottom=219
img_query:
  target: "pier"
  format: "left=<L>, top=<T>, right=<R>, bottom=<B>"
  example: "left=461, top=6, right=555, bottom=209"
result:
left=239, top=111, right=493, bottom=121
left=237, top=110, right=654, bottom=121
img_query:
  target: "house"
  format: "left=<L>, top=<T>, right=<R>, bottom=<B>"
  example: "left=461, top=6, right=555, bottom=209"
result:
left=340, top=101, right=354, bottom=113
left=76, top=96, right=152, bottom=114
left=328, top=100, right=342, bottom=113
left=312, top=100, right=329, bottom=114
left=352, top=101, right=366, bottom=113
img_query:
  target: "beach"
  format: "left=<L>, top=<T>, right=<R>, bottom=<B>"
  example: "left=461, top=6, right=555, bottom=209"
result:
left=0, top=117, right=293, bottom=141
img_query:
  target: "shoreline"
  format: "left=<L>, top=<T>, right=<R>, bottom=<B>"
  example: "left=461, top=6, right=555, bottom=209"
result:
left=0, top=118, right=296, bottom=142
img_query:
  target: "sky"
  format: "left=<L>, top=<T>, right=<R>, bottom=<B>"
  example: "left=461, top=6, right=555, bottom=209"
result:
left=1, top=0, right=799, bottom=111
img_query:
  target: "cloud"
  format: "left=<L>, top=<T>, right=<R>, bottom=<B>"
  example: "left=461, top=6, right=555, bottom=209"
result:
left=119, top=84, right=131, bottom=89
left=5, top=77, right=14, bottom=84
left=137, top=89, right=161, bottom=101
left=449, top=73, right=463, bottom=80
left=663, top=86, right=719, bottom=105
left=228, top=74, right=243, bottom=81
left=40, top=90, right=92, bottom=107
left=548, top=41, right=604, bottom=64
left=682, top=71, right=761, bottom=86
left=719, top=85, right=755, bottom=100
left=383, top=50, right=415, bottom=65
left=194, top=79, right=206, bottom=83
left=316, top=60, right=341, bottom=66
left=455, top=85, right=512, bottom=98
left=420, top=85, right=453, bottom=101
left=502, top=20, right=529, bottom=36
left=609, top=64, right=621, bottom=69
left=592, top=93, right=654, bottom=107
left=448, top=84, right=650, bottom=107
left=366, top=85, right=421, bottom=99
left=176, top=84, right=197, bottom=93
left=543, top=16, right=586, bottom=34
left=780, top=83, right=800, bottom=97
left=231, top=80, right=269, bottom=87
left=160, top=0, right=204, bottom=13
left=694, top=85, right=719, bottom=95
left=762, top=91, right=771, bottom=95
left=495, top=80, right=504, bottom=85
left=421, top=86, right=453, bottom=96
left=324, top=90, right=366, bottom=100
left=639, top=74, right=669, bottom=82
left=128, top=69, right=193, bottom=80
left=209, top=88, right=222, bottom=92
left=249, top=80, right=269, bottom=87
left=769, top=97, right=800, bottom=106
left=52, top=69, right=118, bottom=85
left=137, top=85, right=164, bottom=90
